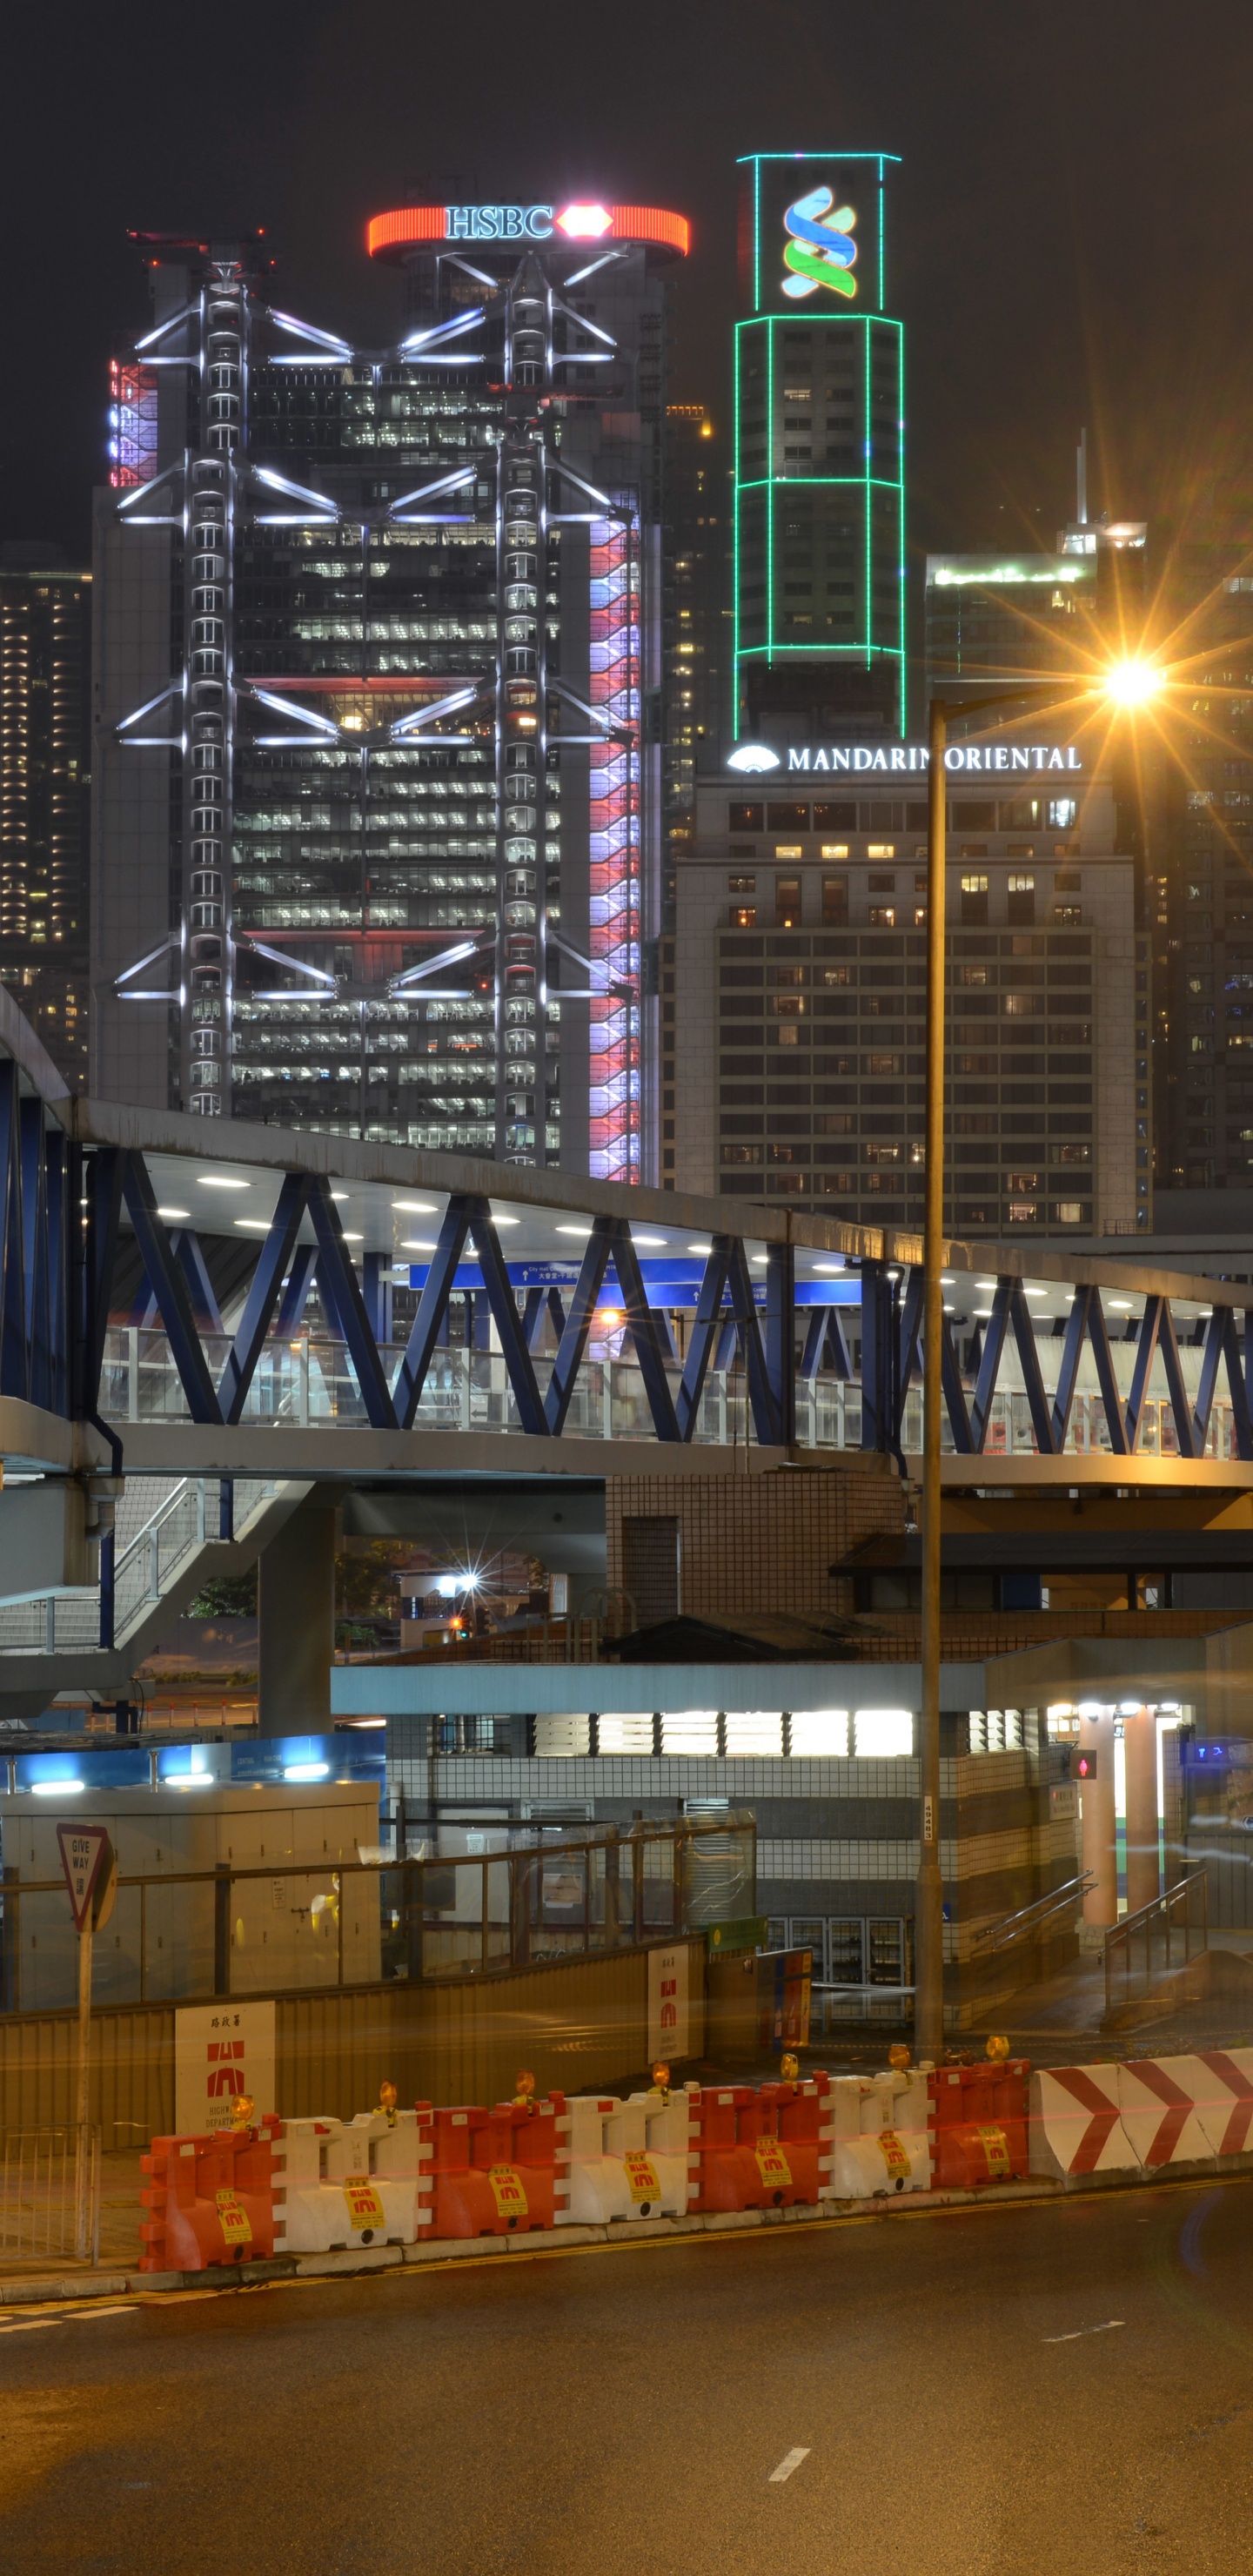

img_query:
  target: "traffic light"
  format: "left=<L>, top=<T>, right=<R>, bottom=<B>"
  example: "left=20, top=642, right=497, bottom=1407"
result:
left=1072, top=1746, right=1098, bottom=1781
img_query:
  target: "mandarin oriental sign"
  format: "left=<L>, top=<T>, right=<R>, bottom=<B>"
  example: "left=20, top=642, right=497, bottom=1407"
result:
left=783, top=743, right=1083, bottom=774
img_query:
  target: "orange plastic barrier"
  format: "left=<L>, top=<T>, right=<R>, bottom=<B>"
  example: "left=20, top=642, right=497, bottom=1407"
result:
left=687, top=2084, right=808, bottom=2212
left=757, top=2071, right=832, bottom=2204
left=419, top=2094, right=566, bottom=2237
left=138, top=2119, right=280, bottom=2272
left=927, top=2060, right=1030, bottom=2188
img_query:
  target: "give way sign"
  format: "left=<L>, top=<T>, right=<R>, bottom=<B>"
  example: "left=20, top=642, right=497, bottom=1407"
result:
left=57, top=1824, right=116, bottom=1932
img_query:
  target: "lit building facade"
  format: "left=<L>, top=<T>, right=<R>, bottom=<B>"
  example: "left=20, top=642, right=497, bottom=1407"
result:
left=0, top=546, right=90, bottom=1085
left=664, top=735, right=1148, bottom=1231
left=91, top=202, right=688, bottom=1180
left=663, top=402, right=728, bottom=883
left=734, top=154, right=905, bottom=741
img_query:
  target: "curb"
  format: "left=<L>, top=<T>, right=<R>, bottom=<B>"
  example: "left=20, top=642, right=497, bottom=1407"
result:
left=7, top=2156, right=1253, bottom=2309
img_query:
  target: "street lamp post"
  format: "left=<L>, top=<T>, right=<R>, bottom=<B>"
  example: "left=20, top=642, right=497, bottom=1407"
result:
left=914, top=665, right=1160, bottom=2062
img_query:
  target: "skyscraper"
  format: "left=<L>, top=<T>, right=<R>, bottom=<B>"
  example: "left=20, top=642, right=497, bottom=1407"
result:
left=0, top=544, right=90, bottom=1085
left=734, top=154, right=905, bottom=743
left=91, top=199, right=688, bottom=1180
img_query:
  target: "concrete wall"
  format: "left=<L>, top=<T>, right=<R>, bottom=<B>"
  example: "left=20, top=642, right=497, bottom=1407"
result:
left=606, top=1460, right=904, bottom=1620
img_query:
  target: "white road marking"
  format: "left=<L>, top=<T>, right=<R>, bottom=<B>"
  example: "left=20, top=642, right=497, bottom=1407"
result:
left=65, top=2306, right=137, bottom=2321
left=768, top=2448, right=811, bottom=2483
left=0, top=2318, right=61, bottom=2335
left=1042, top=2319, right=1125, bottom=2344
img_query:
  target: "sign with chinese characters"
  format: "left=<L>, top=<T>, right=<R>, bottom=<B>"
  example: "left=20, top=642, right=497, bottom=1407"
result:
left=175, top=2001, right=277, bottom=2137
left=647, top=1942, right=691, bottom=2063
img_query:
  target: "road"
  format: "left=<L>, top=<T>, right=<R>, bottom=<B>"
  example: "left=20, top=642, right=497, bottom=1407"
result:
left=3, top=2182, right=1253, bottom=2574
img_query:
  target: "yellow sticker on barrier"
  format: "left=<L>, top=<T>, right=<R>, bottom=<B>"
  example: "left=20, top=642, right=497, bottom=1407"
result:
left=623, top=2151, right=661, bottom=2204
left=877, top=2129, right=911, bottom=2180
left=487, top=2163, right=529, bottom=2219
left=754, top=2138, right=793, bottom=2188
left=215, top=2189, right=251, bottom=2246
left=975, top=2123, right=1010, bottom=2177
left=344, top=2178, right=386, bottom=2230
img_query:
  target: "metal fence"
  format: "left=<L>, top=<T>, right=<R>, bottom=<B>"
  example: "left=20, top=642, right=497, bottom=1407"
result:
left=0, top=1815, right=755, bottom=2017
left=0, top=2127, right=100, bottom=2266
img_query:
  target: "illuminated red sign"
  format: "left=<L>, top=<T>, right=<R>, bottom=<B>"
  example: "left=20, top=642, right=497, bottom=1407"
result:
left=368, top=205, right=689, bottom=259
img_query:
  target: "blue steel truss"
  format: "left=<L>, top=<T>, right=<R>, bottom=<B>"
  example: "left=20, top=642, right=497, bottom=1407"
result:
left=2, top=1114, right=1251, bottom=1468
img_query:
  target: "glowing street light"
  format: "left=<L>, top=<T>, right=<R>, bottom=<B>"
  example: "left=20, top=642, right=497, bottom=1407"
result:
left=1102, top=658, right=1163, bottom=709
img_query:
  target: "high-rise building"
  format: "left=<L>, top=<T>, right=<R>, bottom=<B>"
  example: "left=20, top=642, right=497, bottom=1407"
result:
left=733, top=153, right=905, bottom=743
left=662, top=403, right=728, bottom=883
left=91, top=200, right=689, bottom=1180
left=0, top=544, right=90, bottom=1085
left=666, top=726, right=1148, bottom=1231
left=1145, top=459, right=1253, bottom=1193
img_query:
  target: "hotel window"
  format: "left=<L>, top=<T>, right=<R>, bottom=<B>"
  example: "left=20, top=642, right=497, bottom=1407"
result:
left=820, top=842, right=850, bottom=860
left=960, top=873, right=989, bottom=925
left=774, top=878, right=801, bottom=928
left=1055, top=1199, right=1084, bottom=1223
left=729, top=803, right=764, bottom=831
left=775, top=843, right=804, bottom=858
left=728, top=908, right=757, bottom=928
left=821, top=875, right=848, bottom=923
left=1007, top=872, right=1035, bottom=927
left=1054, top=905, right=1082, bottom=926
left=868, top=907, right=896, bottom=928
left=721, top=1143, right=763, bottom=1164
left=727, top=875, right=756, bottom=893
left=767, top=803, right=810, bottom=832
left=1008, top=1200, right=1039, bottom=1223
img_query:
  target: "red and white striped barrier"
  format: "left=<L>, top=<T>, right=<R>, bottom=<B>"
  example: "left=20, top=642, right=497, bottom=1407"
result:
left=1029, top=2064, right=1140, bottom=2180
left=1116, top=2060, right=1213, bottom=2171
left=1172, top=2050, right=1253, bottom=2159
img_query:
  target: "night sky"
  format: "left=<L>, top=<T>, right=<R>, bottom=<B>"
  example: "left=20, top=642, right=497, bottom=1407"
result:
left=7, top=0, right=1253, bottom=576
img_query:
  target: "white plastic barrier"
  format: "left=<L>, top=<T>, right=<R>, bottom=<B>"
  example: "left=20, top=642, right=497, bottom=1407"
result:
left=272, top=2110, right=431, bottom=2253
left=1029, top=2065, right=1139, bottom=2180
left=556, top=2091, right=692, bottom=2223
left=625, top=2089, right=694, bottom=2215
left=556, top=2097, right=636, bottom=2224
left=1174, top=2049, right=1253, bottom=2159
left=1116, top=2058, right=1214, bottom=2171
left=825, top=2070, right=931, bottom=2197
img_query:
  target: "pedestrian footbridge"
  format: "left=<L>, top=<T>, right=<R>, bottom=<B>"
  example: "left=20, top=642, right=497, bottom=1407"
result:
left=0, top=992, right=1250, bottom=1687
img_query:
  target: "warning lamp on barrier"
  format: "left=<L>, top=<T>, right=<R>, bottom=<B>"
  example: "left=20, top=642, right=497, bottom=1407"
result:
left=986, top=2036, right=1010, bottom=2063
left=230, top=2093, right=256, bottom=2136
left=379, top=2080, right=399, bottom=2130
left=513, top=2070, right=537, bottom=2113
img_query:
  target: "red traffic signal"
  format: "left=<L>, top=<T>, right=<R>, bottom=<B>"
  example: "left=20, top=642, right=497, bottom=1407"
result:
left=1073, top=1748, right=1098, bottom=1781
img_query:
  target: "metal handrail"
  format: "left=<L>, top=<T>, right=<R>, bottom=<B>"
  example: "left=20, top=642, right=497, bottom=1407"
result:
left=974, top=1873, right=1095, bottom=1957
left=0, top=1815, right=756, bottom=2014
left=1103, top=1867, right=1209, bottom=2022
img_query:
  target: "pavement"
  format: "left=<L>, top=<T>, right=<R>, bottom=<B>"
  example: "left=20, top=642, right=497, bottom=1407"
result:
left=1, top=2172, right=1251, bottom=2573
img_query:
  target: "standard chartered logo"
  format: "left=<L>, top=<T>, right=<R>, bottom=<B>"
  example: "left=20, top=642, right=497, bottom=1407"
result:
left=781, top=187, right=858, bottom=300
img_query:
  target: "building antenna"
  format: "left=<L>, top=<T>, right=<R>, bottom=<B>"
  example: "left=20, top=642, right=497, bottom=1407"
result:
left=1076, top=426, right=1089, bottom=527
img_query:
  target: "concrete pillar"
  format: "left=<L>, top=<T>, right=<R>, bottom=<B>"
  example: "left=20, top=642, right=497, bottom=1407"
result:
left=258, top=1495, right=337, bottom=1735
left=1080, top=1709, right=1118, bottom=1927
left=1123, top=1704, right=1162, bottom=1917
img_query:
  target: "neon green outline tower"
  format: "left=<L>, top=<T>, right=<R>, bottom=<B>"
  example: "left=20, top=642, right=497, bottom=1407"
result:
left=734, top=152, right=905, bottom=740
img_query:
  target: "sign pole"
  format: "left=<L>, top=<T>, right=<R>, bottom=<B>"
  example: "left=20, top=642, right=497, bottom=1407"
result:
left=56, top=1821, right=116, bottom=2266
left=74, top=1910, right=94, bottom=2260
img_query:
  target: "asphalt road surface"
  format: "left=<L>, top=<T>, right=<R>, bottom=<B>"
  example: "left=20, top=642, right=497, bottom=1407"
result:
left=3, top=2181, right=1253, bottom=2576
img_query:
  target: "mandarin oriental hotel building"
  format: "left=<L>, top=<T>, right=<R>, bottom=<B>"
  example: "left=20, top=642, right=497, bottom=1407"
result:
left=91, top=203, right=688, bottom=1179
left=664, top=735, right=1149, bottom=1233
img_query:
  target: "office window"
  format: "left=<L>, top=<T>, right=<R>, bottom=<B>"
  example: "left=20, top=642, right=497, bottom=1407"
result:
left=721, top=1143, right=763, bottom=1164
left=729, top=803, right=764, bottom=831
left=814, top=802, right=856, bottom=830
left=767, top=803, right=810, bottom=831
left=1055, top=1199, right=1084, bottom=1223
left=816, top=1111, right=854, bottom=1134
